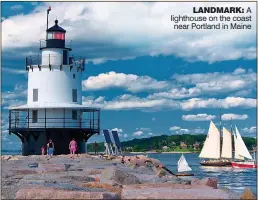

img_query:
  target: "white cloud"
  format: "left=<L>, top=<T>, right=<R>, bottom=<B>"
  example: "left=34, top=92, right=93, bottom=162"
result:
left=233, top=68, right=246, bottom=75
left=169, top=126, right=181, bottom=131
left=133, top=131, right=144, bottom=136
left=136, top=127, right=151, bottom=131
left=112, top=128, right=123, bottom=133
left=2, top=2, right=256, bottom=63
left=182, top=114, right=216, bottom=121
left=181, top=97, right=256, bottom=110
left=169, top=126, right=206, bottom=134
left=82, top=94, right=256, bottom=111
left=2, top=84, right=27, bottom=109
left=148, top=68, right=256, bottom=99
left=10, top=4, right=23, bottom=11
left=221, top=114, right=248, bottom=121
left=148, top=132, right=153, bottom=136
left=152, top=118, right=156, bottom=121
left=242, top=126, right=256, bottom=134
left=123, top=134, right=128, bottom=138
left=2, top=67, right=27, bottom=74
left=99, top=94, right=179, bottom=110
left=82, top=71, right=168, bottom=92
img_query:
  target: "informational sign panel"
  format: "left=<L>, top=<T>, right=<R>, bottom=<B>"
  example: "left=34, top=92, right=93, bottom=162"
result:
left=112, top=131, right=121, bottom=148
left=103, top=129, right=112, bottom=144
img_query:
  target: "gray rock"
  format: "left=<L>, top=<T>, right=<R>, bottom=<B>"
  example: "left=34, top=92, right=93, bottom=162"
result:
left=16, top=188, right=120, bottom=199
left=28, top=163, right=38, bottom=168
left=60, top=175, right=95, bottom=182
left=100, top=166, right=141, bottom=185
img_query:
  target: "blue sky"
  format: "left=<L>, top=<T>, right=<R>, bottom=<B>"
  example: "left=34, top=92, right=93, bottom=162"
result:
left=1, top=2, right=257, bottom=150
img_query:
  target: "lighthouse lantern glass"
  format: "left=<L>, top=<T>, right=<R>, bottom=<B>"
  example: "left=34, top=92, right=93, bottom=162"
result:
left=47, top=33, right=53, bottom=39
left=53, top=32, right=65, bottom=40
left=47, top=32, right=65, bottom=40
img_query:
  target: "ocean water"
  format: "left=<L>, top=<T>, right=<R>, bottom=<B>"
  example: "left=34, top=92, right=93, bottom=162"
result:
left=1, top=149, right=21, bottom=155
left=147, top=153, right=257, bottom=195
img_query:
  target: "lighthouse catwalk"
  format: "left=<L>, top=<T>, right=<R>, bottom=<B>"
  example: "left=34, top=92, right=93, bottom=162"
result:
left=8, top=8, right=100, bottom=156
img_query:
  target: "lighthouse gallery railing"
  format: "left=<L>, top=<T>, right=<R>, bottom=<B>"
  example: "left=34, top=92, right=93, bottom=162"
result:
left=9, top=109, right=100, bottom=132
left=25, top=54, right=85, bottom=71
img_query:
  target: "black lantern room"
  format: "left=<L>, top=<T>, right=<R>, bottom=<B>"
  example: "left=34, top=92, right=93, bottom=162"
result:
left=45, top=20, right=68, bottom=49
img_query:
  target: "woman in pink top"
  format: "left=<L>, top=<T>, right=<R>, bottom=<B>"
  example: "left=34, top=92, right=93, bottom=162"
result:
left=69, top=138, right=77, bottom=158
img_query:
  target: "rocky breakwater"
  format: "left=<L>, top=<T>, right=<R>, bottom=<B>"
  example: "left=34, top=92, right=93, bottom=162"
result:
left=1, top=154, right=255, bottom=199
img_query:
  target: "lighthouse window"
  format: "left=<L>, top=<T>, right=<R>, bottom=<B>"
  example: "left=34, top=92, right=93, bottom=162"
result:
left=33, top=89, right=38, bottom=102
left=32, top=110, right=38, bottom=123
left=72, top=110, right=77, bottom=120
left=73, top=74, right=75, bottom=79
left=72, top=89, right=77, bottom=102
left=47, top=33, right=53, bottom=39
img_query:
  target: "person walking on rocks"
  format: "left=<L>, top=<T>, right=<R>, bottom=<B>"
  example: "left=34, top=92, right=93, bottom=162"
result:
left=47, top=139, right=54, bottom=157
left=69, top=138, right=77, bottom=158
left=94, top=141, right=98, bottom=155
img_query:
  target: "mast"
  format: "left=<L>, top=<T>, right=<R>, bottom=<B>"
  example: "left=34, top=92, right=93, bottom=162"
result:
left=46, top=6, right=51, bottom=40
left=230, top=118, right=233, bottom=135
left=219, top=107, right=222, bottom=136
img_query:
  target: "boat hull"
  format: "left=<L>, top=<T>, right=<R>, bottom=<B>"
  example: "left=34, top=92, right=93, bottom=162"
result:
left=176, top=173, right=194, bottom=176
left=232, top=161, right=257, bottom=169
left=200, top=160, right=231, bottom=167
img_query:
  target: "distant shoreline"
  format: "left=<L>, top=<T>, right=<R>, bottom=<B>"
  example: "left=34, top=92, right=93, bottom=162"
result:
left=128, top=151, right=200, bottom=154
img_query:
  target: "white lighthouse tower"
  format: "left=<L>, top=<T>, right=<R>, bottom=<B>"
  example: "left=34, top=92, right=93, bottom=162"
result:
left=8, top=9, right=100, bottom=156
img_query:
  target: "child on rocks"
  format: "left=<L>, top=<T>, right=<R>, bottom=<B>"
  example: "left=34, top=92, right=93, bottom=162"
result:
left=41, top=145, right=45, bottom=155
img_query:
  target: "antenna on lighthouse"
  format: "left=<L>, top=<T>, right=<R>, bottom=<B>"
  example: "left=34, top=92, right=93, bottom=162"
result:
left=46, top=6, right=51, bottom=39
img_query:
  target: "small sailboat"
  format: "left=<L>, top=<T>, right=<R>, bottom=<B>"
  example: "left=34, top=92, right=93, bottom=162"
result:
left=231, top=126, right=257, bottom=169
left=176, top=154, right=194, bottom=176
left=199, top=121, right=232, bottom=166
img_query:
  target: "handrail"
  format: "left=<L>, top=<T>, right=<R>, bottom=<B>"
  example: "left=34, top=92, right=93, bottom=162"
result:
left=9, top=117, right=99, bottom=129
left=39, top=39, right=72, bottom=49
left=26, top=54, right=85, bottom=70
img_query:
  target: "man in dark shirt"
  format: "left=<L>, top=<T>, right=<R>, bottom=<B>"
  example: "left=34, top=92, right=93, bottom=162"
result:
left=94, top=141, right=98, bottom=155
left=47, top=139, right=54, bottom=157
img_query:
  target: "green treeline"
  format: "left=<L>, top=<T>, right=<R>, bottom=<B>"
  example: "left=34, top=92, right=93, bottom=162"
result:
left=87, top=134, right=257, bottom=153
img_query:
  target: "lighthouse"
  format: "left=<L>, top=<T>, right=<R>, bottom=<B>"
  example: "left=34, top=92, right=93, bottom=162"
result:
left=8, top=8, right=100, bottom=156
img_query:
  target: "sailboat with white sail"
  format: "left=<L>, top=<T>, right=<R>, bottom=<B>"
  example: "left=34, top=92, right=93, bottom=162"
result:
left=176, top=154, right=194, bottom=176
left=232, top=126, right=257, bottom=169
left=199, top=121, right=232, bottom=166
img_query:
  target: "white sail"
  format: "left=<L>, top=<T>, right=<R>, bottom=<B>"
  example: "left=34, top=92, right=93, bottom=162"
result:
left=235, top=126, right=252, bottom=160
left=178, top=154, right=192, bottom=172
left=221, top=127, right=232, bottom=159
left=233, top=132, right=244, bottom=160
left=199, top=121, right=221, bottom=159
